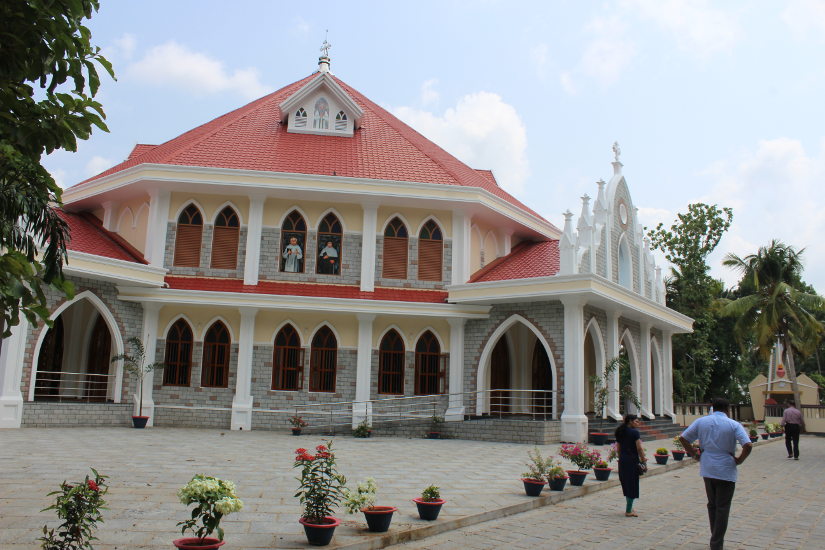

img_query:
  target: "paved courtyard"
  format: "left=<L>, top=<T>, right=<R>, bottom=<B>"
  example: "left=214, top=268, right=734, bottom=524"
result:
left=0, top=427, right=819, bottom=549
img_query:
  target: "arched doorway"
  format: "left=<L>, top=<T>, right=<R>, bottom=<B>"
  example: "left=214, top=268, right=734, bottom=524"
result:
left=531, top=340, right=553, bottom=418
left=490, top=337, right=510, bottom=413
left=584, top=331, right=596, bottom=414
left=619, top=331, right=640, bottom=415
left=84, top=315, right=112, bottom=401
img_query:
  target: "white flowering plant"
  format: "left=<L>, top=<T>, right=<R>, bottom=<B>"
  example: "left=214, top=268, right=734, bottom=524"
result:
left=177, top=474, right=243, bottom=542
left=342, top=477, right=378, bottom=513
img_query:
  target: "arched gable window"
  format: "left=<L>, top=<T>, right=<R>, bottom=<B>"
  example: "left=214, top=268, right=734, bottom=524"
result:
left=317, top=213, right=342, bottom=275
left=414, top=331, right=445, bottom=395
left=273, top=324, right=303, bottom=391
left=378, top=330, right=405, bottom=394
left=313, top=97, right=329, bottom=130
left=418, top=220, right=443, bottom=281
left=335, top=111, right=348, bottom=131
left=163, top=319, right=193, bottom=386
left=309, top=327, right=337, bottom=392
left=201, top=321, right=230, bottom=388
left=618, top=236, right=632, bottom=289
left=294, top=107, right=308, bottom=128
left=281, top=211, right=307, bottom=273
left=174, top=204, right=203, bottom=267
left=211, top=206, right=240, bottom=270
left=382, top=218, right=408, bottom=279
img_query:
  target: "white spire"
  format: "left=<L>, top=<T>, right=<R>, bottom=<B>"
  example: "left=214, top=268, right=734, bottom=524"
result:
left=318, top=33, right=332, bottom=73
left=612, top=141, right=623, bottom=176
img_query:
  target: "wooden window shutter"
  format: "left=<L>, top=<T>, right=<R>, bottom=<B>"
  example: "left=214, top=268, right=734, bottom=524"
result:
left=418, top=239, right=443, bottom=281
left=211, top=226, right=239, bottom=269
left=382, top=237, right=408, bottom=279
left=174, top=225, right=202, bottom=267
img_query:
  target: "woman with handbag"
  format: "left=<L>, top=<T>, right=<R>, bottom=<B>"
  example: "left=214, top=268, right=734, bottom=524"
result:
left=615, top=413, right=648, bottom=517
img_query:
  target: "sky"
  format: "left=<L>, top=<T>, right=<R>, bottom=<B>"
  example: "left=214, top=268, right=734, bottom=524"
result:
left=43, top=0, right=825, bottom=291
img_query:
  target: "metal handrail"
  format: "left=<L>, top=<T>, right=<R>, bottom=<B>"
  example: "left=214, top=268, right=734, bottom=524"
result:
left=32, top=371, right=114, bottom=402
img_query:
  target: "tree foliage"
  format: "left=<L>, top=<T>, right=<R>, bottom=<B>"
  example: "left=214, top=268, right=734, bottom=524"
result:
left=0, top=0, right=114, bottom=336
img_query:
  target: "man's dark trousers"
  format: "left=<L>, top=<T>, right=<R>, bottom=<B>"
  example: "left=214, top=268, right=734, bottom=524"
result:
left=704, top=477, right=736, bottom=550
left=785, top=423, right=800, bottom=458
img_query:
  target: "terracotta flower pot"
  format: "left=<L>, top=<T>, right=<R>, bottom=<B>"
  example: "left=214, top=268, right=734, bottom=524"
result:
left=299, top=516, right=340, bottom=546
left=172, top=537, right=225, bottom=549
left=362, top=506, right=397, bottom=532
left=413, top=497, right=445, bottom=520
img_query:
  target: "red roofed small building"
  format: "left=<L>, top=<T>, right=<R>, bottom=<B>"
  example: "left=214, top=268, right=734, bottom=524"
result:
left=0, top=52, right=691, bottom=442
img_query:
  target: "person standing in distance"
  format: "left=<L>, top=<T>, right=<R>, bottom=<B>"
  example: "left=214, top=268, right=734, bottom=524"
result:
left=781, top=400, right=804, bottom=460
left=678, top=397, right=752, bottom=550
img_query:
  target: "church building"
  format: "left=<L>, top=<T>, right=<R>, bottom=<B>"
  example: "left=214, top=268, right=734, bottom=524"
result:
left=0, top=50, right=692, bottom=443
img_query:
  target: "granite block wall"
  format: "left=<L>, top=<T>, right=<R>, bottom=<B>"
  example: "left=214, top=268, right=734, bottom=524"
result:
left=21, top=403, right=132, bottom=427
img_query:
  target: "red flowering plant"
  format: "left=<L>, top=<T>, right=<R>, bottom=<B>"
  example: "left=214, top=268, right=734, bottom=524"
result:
left=558, top=443, right=602, bottom=471
left=294, top=441, right=347, bottom=524
left=39, top=468, right=108, bottom=550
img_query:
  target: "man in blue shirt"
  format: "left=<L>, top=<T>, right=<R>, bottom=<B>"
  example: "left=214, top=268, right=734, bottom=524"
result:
left=679, top=397, right=752, bottom=550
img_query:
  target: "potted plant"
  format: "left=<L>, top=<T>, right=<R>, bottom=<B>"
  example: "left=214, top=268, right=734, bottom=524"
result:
left=748, top=427, right=759, bottom=444
left=413, top=485, right=445, bottom=520
left=521, top=447, right=550, bottom=496
left=760, top=423, right=770, bottom=440
left=654, top=447, right=669, bottom=465
left=427, top=414, right=444, bottom=439
left=295, top=442, right=347, bottom=546
left=671, top=436, right=686, bottom=461
left=289, top=415, right=308, bottom=436
left=769, top=423, right=784, bottom=438
left=343, top=477, right=396, bottom=533
left=559, top=443, right=601, bottom=486
left=593, top=459, right=612, bottom=481
left=110, top=336, right=165, bottom=428
left=353, top=419, right=372, bottom=438
left=546, top=461, right=568, bottom=491
left=174, top=474, right=243, bottom=549
left=40, top=468, right=108, bottom=550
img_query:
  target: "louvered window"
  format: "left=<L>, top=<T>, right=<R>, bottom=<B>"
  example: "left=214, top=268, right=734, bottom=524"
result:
left=163, top=319, right=193, bottom=386
left=273, top=324, right=303, bottom=390
left=309, top=327, right=337, bottom=392
left=201, top=321, right=230, bottom=388
left=294, top=107, right=307, bottom=128
left=335, top=111, right=348, bottom=131
left=316, top=213, right=342, bottom=275
left=415, top=331, right=446, bottom=395
left=211, top=206, right=240, bottom=269
left=382, top=217, right=408, bottom=279
left=378, top=330, right=405, bottom=394
left=418, top=220, right=443, bottom=281
left=174, top=204, right=203, bottom=267
left=281, top=210, right=307, bottom=273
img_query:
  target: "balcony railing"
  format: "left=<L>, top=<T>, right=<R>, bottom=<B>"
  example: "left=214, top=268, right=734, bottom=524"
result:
left=32, top=371, right=114, bottom=402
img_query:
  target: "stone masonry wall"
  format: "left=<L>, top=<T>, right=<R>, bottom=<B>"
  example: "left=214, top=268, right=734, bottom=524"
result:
left=152, top=341, right=238, bottom=409
left=259, top=228, right=363, bottom=284
left=21, top=403, right=132, bottom=427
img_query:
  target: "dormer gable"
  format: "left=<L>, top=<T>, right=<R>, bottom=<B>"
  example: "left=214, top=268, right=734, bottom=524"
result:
left=280, top=72, right=364, bottom=137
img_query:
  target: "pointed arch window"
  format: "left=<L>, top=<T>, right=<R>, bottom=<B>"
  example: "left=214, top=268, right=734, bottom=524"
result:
left=201, top=321, right=230, bottom=388
left=618, top=236, right=632, bottom=289
left=174, top=204, right=203, bottom=267
left=281, top=211, right=306, bottom=273
left=309, top=326, right=337, bottom=392
left=163, top=319, right=193, bottom=386
left=335, top=111, right=348, bottom=131
left=382, top=218, right=408, bottom=279
left=211, top=206, right=240, bottom=270
left=414, top=331, right=446, bottom=395
left=378, top=330, right=405, bottom=394
left=294, top=107, right=308, bottom=128
left=418, top=220, right=443, bottom=281
left=273, top=324, right=304, bottom=391
left=317, top=213, right=342, bottom=275
left=313, top=97, right=329, bottom=129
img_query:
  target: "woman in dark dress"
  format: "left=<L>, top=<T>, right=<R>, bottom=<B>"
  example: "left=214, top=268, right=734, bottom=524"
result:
left=615, top=413, right=648, bottom=517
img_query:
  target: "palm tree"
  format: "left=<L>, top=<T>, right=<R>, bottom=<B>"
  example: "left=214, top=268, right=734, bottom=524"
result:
left=721, top=241, right=824, bottom=410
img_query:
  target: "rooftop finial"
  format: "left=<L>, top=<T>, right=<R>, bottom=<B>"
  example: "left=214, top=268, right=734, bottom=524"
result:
left=612, top=141, right=621, bottom=163
left=318, top=32, right=332, bottom=73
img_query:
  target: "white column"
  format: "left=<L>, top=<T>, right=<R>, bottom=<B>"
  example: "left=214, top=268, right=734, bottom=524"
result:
left=445, top=318, right=466, bottom=421
left=560, top=296, right=588, bottom=442
left=360, top=205, right=378, bottom=292
left=138, top=303, right=160, bottom=426
left=662, top=331, right=674, bottom=416
left=450, top=211, right=470, bottom=284
left=145, top=189, right=171, bottom=267
left=639, top=322, right=654, bottom=419
left=605, top=310, right=621, bottom=420
left=243, top=196, right=265, bottom=285
left=353, top=314, right=375, bottom=426
left=501, top=230, right=513, bottom=256
left=101, top=201, right=118, bottom=231
left=0, top=319, right=29, bottom=428
left=231, top=308, right=257, bottom=430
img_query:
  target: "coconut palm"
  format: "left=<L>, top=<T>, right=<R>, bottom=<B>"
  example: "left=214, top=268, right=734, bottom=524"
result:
left=111, top=337, right=165, bottom=418
left=721, top=240, right=825, bottom=410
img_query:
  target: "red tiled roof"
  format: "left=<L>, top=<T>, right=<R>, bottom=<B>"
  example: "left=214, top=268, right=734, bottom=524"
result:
left=468, top=241, right=559, bottom=283
left=128, top=144, right=157, bottom=159
left=164, top=276, right=449, bottom=303
left=58, top=210, right=147, bottom=264
left=77, top=73, right=552, bottom=225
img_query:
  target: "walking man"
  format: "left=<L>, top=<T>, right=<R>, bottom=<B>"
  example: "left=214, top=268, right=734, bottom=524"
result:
left=679, top=397, right=752, bottom=550
left=781, top=400, right=804, bottom=460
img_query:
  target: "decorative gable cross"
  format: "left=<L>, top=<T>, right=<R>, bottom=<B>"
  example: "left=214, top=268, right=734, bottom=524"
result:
left=320, top=38, right=332, bottom=58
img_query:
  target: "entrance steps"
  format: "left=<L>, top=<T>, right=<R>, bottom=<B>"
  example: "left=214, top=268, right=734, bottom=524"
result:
left=587, top=415, right=686, bottom=443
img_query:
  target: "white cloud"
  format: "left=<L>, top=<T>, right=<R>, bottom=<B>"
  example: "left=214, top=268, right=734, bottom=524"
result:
left=85, top=156, right=113, bottom=177
left=49, top=168, right=68, bottom=189
left=419, top=79, right=440, bottom=106
left=624, top=0, right=742, bottom=57
left=127, top=42, right=268, bottom=100
left=102, top=33, right=137, bottom=65
left=637, top=206, right=674, bottom=231
left=293, top=17, right=311, bottom=35
left=392, top=91, right=529, bottom=195
left=530, top=43, right=550, bottom=78
left=580, top=16, right=636, bottom=85
left=782, top=0, right=825, bottom=39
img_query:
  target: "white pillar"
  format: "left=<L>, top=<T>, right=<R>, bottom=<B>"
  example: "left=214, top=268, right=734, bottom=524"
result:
left=137, top=303, right=160, bottom=425
left=639, top=322, right=654, bottom=419
left=145, top=189, right=171, bottom=266
left=243, top=196, right=265, bottom=285
left=451, top=211, right=470, bottom=284
left=231, top=308, right=257, bottom=430
left=605, top=310, right=621, bottom=420
left=353, top=314, right=375, bottom=426
left=446, top=318, right=466, bottom=421
left=101, top=201, right=118, bottom=231
left=360, top=205, right=378, bottom=291
left=560, top=296, right=588, bottom=442
left=0, top=319, right=29, bottom=428
left=662, top=331, right=674, bottom=416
